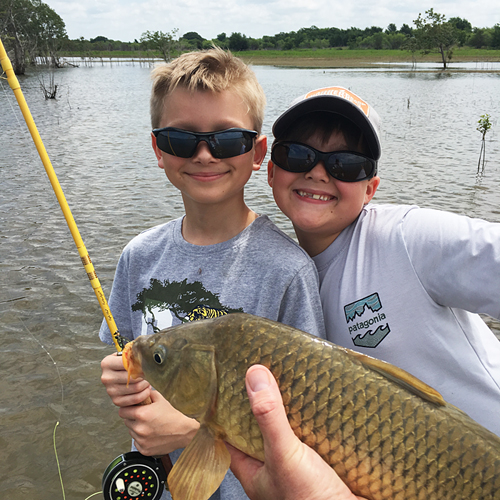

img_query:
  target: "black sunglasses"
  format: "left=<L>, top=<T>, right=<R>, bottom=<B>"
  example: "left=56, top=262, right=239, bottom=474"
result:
left=271, top=141, right=377, bottom=182
left=153, top=127, right=258, bottom=159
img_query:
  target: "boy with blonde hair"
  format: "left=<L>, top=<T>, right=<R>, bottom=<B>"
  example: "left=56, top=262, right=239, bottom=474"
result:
left=100, top=49, right=325, bottom=500
left=268, top=85, right=500, bottom=436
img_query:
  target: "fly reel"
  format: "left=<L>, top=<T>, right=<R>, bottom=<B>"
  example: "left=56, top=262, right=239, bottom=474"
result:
left=102, top=451, right=168, bottom=500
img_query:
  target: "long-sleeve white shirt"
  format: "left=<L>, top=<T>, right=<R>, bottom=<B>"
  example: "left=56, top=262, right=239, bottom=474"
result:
left=314, top=203, right=500, bottom=436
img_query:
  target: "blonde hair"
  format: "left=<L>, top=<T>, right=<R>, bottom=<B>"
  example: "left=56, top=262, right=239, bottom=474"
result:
left=150, top=47, right=266, bottom=133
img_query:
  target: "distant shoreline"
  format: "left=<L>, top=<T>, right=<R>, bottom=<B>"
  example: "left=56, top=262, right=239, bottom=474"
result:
left=242, top=57, right=500, bottom=70
left=236, top=48, right=500, bottom=69
left=60, top=48, right=500, bottom=71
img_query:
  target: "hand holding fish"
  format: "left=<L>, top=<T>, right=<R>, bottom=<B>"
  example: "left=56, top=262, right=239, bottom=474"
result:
left=101, top=353, right=151, bottom=407
left=101, top=352, right=199, bottom=456
left=228, top=365, right=366, bottom=500
left=119, top=389, right=200, bottom=456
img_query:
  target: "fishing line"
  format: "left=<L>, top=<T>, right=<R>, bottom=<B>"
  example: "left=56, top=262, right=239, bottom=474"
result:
left=53, top=421, right=105, bottom=500
left=53, top=422, right=66, bottom=500
left=84, top=493, right=103, bottom=499
left=20, top=317, right=69, bottom=498
left=20, top=317, right=64, bottom=409
left=0, top=72, right=42, bottom=153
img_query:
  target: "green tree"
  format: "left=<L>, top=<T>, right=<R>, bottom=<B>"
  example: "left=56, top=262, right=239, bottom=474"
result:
left=385, top=32, right=406, bottom=50
left=448, top=16, right=472, bottom=46
left=140, top=28, right=179, bottom=61
left=400, top=23, right=413, bottom=36
left=448, top=17, right=472, bottom=32
left=386, top=23, right=397, bottom=34
left=361, top=31, right=387, bottom=49
left=90, top=35, right=108, bottom=43
left=411, top=8, right=457, bottom=69
left=181, top=31, right=204, bottom=49
left=228, top=32, right=248, bottom=51
left=0, top=0, right=66, bottom=74
left=213, top=32, right=228, bottom=49
left=491, top=24, right=500, bottom=48
left=328, top=27, right=348, bottom=47
left=469, top=27, right=491, bottom=48
left=1, top=0, right=30, bottom=73
left=30, top=0, right=67, bottom=66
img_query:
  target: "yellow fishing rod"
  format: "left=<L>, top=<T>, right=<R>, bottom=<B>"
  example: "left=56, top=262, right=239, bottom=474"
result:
left=0, top=37, right=126, bottom=352
left=1, top=39, right=173, bottom=495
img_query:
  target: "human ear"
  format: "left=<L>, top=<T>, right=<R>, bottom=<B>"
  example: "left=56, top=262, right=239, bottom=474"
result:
left=151, top=132, right=165, bottom=170
left=267, top=159, right=275, bottom=188
left=252, top=135, right=267, bottom=172
left=364, top=176, right=380, bottom=204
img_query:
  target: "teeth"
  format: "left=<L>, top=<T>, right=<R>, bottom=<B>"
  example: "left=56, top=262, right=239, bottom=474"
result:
left=297, top=190, right=332, bottom=201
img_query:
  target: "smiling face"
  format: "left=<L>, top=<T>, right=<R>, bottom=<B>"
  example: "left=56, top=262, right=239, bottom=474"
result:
left=268, top=129, right=379, bottom=257
left=152, top=87, right=266, bottom=212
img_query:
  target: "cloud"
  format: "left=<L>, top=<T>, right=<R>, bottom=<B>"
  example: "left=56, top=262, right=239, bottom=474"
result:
left=49, top=0, right=499, bottom=42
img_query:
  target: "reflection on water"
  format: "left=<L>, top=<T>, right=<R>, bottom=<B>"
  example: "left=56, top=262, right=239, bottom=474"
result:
left=373, top=61, right=500, bottom=71
left=1, top=63, right=499, bottom=499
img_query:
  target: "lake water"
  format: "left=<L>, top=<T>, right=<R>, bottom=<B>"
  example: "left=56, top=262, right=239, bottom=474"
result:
left=1, top=61, right=499, bottom=499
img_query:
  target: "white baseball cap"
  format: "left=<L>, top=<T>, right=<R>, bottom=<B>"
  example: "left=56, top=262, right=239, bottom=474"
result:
left=273, top=86, right=381, bottom=161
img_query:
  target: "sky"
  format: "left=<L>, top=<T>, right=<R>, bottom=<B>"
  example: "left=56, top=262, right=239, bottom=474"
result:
left=48, top=0, right=499, bottom=43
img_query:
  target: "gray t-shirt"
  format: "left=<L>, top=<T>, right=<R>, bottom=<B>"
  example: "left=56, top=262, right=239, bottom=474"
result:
left=314, top=203, right=500, bottom=436
left=100, top=214, right=325, bottom=500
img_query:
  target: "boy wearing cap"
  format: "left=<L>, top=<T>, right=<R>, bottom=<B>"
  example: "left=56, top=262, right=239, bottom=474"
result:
left=268, top=86, right=500, bottom=436
left=100, top=49, right=325, bottom=500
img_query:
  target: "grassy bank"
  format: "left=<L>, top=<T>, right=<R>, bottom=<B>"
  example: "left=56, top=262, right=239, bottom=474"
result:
left=237, top=48, right=500, bottom=68
left=61, top=47, right=500, bottom=69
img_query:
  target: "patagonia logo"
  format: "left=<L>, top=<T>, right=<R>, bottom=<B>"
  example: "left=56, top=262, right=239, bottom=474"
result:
left=344, top=293, right=390, bottom=348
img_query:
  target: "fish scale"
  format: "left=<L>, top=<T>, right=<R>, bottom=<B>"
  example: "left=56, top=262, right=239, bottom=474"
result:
left=124, top=313, right=500, bottom=500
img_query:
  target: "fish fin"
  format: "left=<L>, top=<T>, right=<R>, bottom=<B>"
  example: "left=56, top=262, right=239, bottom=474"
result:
left=347, top=349, right=446, bottom=406
left=168, top=424, right=231, bottom=500
left=172, top=345, right=218, bottom=419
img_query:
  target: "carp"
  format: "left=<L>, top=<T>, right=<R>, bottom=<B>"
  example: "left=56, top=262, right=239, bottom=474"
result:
left=123, top=313, right=500, bottom=500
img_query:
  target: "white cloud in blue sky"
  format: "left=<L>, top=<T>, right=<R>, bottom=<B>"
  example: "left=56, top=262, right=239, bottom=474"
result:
left=49, top=0, right=499, bottom=42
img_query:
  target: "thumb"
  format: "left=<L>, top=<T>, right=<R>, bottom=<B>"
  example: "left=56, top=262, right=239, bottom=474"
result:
left=246, top=365, right=282, bottom=418
left=245, top=365, right=298, bottom=460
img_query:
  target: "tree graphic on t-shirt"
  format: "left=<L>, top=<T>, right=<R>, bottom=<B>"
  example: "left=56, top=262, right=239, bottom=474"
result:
left=132, top=278, right=243, bottom=328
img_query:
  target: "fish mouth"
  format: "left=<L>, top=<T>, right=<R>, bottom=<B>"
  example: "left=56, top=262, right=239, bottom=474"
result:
left=122, top=342, right=144, bottom=385
left=295, top=189, right=336, bottom=202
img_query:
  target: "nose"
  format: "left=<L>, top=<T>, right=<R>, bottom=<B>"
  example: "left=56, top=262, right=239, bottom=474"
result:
left=192, top=140, right=217, bottom=162
left=305, top=161, right=330, bottom=182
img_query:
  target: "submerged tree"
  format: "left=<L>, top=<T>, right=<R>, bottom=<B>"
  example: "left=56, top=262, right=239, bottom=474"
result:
left=0, top=0, right=67, bottom=74
left=1, top=0, right=30, bottom=74
left=140, top=28, right=179, bottom=62
left=30, top=0, right=67, bottom=67
left=476, top=114, right=492, bottom=174
left=410, top=8, right=457, bottom=69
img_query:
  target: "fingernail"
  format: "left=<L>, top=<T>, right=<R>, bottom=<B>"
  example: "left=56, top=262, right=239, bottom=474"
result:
left=248, top=366, right=271, bottom=392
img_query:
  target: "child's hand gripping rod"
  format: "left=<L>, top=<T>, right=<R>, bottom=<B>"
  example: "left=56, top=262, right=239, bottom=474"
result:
left=0, top=37, right=127, bottom=353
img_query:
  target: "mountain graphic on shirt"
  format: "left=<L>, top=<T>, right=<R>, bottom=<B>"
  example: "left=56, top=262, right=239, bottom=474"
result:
left=344, top=293, right=383, bottom=323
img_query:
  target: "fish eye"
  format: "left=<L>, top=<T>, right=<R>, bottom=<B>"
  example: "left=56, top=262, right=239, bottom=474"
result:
left=153, top=345, right=167, bottom=365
